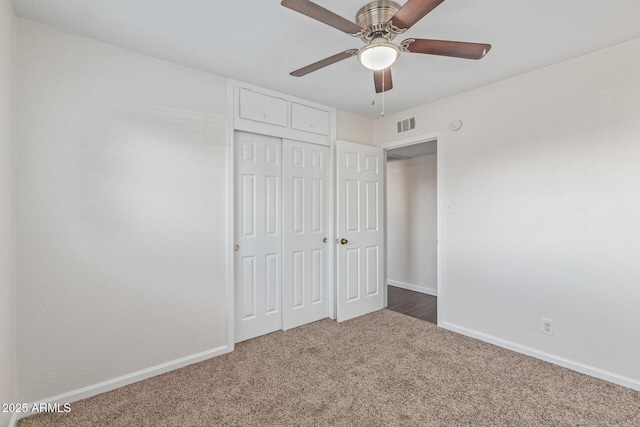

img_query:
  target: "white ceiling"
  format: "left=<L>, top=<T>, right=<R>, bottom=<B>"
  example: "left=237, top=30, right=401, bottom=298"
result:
left=11, top=0, right=640, bottom=119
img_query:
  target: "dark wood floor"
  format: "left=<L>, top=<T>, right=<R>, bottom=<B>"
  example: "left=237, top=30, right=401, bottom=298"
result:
left=387, top=286, right=437, bottom=324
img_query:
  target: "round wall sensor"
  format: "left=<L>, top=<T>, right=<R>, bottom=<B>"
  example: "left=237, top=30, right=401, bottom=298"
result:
left=449, top=120, right=462, bottom=131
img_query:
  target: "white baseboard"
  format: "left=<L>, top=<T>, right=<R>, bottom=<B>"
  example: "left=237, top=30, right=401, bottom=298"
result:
left=441, top=322, right=640, bottom=391
left=7, top=412, right=18, bottom=427
left=11, top=345, right=230, bottom=425
left=388, top=279, right=437, bottom=296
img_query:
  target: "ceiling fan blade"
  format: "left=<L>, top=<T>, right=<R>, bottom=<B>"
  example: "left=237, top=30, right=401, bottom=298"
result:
left=402, top=38, right=491, bottom=59
left=390, top=0, right=445, bottom=31
left=290, top=49, right=358, bottom=77
left=281, top=0, right=364, bottom=35
left=374, top=68, right=393, bottom=93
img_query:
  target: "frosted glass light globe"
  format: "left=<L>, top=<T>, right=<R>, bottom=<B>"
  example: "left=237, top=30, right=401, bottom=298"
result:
left=358, top=41, right=400, bottom=71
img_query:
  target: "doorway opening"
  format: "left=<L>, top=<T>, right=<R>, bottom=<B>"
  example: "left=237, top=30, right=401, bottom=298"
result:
left=384, top=138, right=440, bottom=324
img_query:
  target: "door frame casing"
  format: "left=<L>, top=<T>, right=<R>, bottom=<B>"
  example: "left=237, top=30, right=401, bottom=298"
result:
left=379, top=131, right=444, bottom=326
left=226, top=82, right=235, bottom=352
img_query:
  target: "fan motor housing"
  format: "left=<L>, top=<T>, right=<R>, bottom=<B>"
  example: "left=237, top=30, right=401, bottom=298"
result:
left=356, top=0, right=401, bottom=41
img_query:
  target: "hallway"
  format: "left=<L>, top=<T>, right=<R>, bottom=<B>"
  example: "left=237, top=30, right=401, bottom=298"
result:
left=387, top=286, right=437, bottom=324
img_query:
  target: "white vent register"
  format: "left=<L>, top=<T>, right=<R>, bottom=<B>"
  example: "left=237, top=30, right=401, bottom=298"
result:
left=397, top=116, right=416, bottom=134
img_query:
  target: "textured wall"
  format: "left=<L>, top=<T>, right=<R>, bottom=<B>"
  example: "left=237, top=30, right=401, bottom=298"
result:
left=16, top=20, right=229, bottom=401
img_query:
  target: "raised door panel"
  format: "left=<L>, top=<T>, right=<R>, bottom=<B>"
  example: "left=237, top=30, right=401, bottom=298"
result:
left=241, top=256, right=256, bottom=319
left=311, top=249, right=323, bottom=303
left=346, top=248, right=360, bottom=301
left=365, top=246, right=380, bottom=296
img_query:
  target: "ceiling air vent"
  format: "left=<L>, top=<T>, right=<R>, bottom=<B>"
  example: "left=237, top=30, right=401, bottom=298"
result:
left=396, top=116, right=416, bottom=134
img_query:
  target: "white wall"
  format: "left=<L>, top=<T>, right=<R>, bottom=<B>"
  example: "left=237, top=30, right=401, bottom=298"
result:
left=387, top=154, right=437, bottom=295
left=16, top=20, right=229, bottom=402
left=375, top=38, right=640, bottom=385
left=0, top=1, right=16, bottom=426
left=336, top=110, right=374, bottom=145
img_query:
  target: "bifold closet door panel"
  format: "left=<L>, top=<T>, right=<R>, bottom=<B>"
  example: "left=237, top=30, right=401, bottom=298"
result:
left=234, top=132, right=283, bottom=342
left=282, top=139, right=330, bottom=330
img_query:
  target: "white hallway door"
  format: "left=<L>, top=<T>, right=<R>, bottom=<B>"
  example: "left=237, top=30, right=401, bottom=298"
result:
left=282, top=139, right=330, bottom=330
left=234, top=132, right=283, bottom=342
left=336, top=140, right=385, bottom=322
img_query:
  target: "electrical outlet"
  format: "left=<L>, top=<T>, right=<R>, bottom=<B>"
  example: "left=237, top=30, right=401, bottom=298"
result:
left=542, top=318, right=554, bottom=335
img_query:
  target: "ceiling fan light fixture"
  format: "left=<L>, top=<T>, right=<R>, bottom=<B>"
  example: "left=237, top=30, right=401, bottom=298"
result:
left=358, top=40, right=399, bottom=71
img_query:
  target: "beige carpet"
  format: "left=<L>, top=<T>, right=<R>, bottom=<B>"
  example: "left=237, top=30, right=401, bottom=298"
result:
left=19, top=310, right=640, bottom=426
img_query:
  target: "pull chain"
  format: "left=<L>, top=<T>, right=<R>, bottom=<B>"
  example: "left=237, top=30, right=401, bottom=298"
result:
left=381, top=70, right=385, bottom=117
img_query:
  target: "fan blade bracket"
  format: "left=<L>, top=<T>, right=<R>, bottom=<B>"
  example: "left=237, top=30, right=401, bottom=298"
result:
left=386, top=21, right=408, bottom=35
left=399, top=38, right=415, bottom=52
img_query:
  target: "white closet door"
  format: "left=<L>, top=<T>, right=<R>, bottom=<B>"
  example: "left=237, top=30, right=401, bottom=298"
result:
left=234, top=132, right=282, bottom=342
left=336, top=140, right=385, bottom=322
left=282, top=139, right=330, bottom=329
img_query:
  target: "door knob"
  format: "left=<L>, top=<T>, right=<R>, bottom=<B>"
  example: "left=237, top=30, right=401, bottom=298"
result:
left=323, top=237, right=327, bottom=243
left=339, top=238, right=348, bottom=245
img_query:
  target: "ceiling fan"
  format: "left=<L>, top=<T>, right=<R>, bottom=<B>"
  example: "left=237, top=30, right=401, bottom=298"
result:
left=281, top=0, right=492, bottom=93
